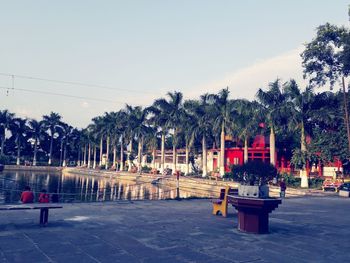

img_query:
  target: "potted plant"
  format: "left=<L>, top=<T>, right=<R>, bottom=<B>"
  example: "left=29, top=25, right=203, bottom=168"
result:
left=232, top=161, right=277, bottom=198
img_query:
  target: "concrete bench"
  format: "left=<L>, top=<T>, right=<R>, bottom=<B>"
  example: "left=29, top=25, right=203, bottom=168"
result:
left=0, top=204, right=63, bottom=225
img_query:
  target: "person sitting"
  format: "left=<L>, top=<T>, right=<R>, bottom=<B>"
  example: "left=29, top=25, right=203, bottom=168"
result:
left=20, top=186, right=34, bottom=203
left=39, top=189, right=50, bottom=203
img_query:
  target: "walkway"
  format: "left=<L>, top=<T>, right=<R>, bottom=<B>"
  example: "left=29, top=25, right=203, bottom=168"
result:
left=0, top=196, right=349, bottom=262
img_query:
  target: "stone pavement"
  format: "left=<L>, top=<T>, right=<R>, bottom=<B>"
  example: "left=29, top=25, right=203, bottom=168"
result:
left=0, top=196, right=349, bottom=263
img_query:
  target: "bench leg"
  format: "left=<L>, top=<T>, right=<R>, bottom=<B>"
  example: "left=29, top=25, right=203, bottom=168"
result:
left=40, top=208, right=49, bottom=225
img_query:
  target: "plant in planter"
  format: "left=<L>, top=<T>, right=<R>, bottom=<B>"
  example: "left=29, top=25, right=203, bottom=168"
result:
left=232, top=161, right=277, bottom=198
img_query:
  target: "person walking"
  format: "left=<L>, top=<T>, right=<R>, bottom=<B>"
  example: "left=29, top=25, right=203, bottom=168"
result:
left=280, top=178, right=287, bottom=198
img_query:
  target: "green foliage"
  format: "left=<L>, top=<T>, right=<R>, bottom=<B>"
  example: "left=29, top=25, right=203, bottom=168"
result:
left=231, top=161, right=277, bottom=186
left=281, top=173, right=301, bottom=187
left=301, top=23, right=350, bottom=87
left=0, top=154, right=10, bottom=164
left=308, top=177, right=324, bottom=189
left=281, top=173, right=324, bottom=189
left=141, top=166, right=152, bottom=173
left=291, top=148, right=308, bottom=169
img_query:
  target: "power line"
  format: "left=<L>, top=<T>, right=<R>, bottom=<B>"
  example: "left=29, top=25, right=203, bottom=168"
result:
left=0, top=72, right=158, bottom=95
left=0, top=86, right=130, bottom=104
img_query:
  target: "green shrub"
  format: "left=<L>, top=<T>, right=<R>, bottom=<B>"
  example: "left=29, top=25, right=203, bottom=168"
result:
left=232, top=161, right=277, bottom=185
left=141, top=166, right=152, bottom=173
left=281, top=173, right=301, bottom=187
left=281, top=173, right=325, bottom=189
left=0, top=155, right=11, bottom=165
left=223, top=172, right=234, bottom=180
left=308, top=177, right=324, bottom=189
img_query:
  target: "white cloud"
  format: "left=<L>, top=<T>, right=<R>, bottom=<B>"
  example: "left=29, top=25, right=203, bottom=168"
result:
left=188, top=46, right=308, bottom=100
left=81, top=101, right=90, bottom=108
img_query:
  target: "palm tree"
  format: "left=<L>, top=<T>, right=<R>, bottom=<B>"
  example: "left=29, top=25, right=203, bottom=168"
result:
left=28, top=119, right=45, bottom=166
left=284, top=81, right=315, bottom=152
left=42, top=112, right=62, bottom=165
left=87, top=123, right=100, bottom=169
left=144, top=128, right=159, bottom=170
left=91, top=116, right=104, bottom=167
left=100, top=112, right=117, bottom=170
left=147, top=105, right=168, bottom=173
left=59, top=123, right=74, bottom=167
left=115, top=110, right=128, bottom=171
left=234, top=100, right=261, bottom=163
left=208, top=88, right=233, bottom=176
left=284, top=80, right=316, bottom=187
left=124, top=105, right=140, bottom=171
left=131, top=107, right=151, bottom=172
left=10, top=118, right=28, bottom=165
left=79, top=128, right=89, bottom=166
left=0, top=110, right=15, bottom=155
left=153, top=91, right=184, bottom=172
left=256, top=80, right=287, bottom=166
left=184, top=95, right=213, bottom=176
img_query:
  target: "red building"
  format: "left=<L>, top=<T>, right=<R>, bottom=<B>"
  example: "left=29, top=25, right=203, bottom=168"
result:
left=209, top=135, right=278, bottom=172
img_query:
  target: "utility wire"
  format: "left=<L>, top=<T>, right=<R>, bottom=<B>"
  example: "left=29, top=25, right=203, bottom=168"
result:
left=0, top=72, right=158, bottom=95
left=0, top=85, right=137, bottom=105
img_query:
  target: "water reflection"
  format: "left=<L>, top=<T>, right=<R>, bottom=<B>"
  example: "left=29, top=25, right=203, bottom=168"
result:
left=0, top=171, right=205, bottom=204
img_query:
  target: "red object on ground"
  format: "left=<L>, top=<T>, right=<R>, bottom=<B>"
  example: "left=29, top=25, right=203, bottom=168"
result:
left=20, top=191, right=34, bottom=203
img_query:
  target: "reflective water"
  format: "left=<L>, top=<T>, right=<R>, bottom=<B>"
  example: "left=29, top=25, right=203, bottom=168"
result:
left=0, top=170, right=206, bottom=204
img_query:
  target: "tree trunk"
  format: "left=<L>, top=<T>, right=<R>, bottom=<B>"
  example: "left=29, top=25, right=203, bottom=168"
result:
left=33, top=138, right=38, bottom=166
left=1, top=134, right=5, bottom=155
left=16, top=139, right=20, bottom=166
left=301, top=121, right=306, bottom=152
left=172, top=143, right=177, bottom=173
left=77, top=148, right=81, bottom=166
left=270, top=126, right=276, bottom=166
left=105, top=135, right=110, bottom=170
left=244, top=137, right=248, bottom=163
left=138, top=137, right=142, bottom=173
left=87, top=143, right=91, bottom=168
left=185, top=143, right=189, bottom=175
left=120, top=135, right=124, bottom=171
left=152, top=148, right=156, bottom=169
left=161, top=132, right=165, bottom=173
left=128, top=139, right=133, bottom=171
left=219, top=122, right=225, bottom=176
left=48, top=135, right=53, bottom=165
left=93, top=145, right=97, bottom=169
left=99, top=137, right=103, bottom=166
left=202, top=135, right=207, bottom=177
left=59, top=140, right=63, bottom=166
left=62, top=144, right=67, bottom=167
left=83, top=145, right=87, bottom=166
left=342, top=77, right=350, bottom=153
left=113, top=145, right=116, bottom=168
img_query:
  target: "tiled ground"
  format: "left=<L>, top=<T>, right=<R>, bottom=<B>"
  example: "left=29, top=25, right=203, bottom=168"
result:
left=0, top=196, right=349, bottom=263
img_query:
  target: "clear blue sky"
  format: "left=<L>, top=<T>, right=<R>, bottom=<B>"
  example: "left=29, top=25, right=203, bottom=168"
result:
left=0, top=0, right=349, bottom=127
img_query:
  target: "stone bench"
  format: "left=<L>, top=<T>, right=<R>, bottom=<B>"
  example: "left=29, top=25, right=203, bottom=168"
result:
left=0, top=204, right=63, bottom=225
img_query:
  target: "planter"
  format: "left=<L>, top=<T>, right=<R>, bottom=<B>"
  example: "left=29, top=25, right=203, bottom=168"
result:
left=339, top=190, right=350, bottom=198
left=228, top=195, right=282, bottom=234
left=238, top=185, right=269, bottom=199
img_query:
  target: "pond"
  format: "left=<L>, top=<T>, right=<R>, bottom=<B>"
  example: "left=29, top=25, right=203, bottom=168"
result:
left=0, top=170, right=206, bottom=204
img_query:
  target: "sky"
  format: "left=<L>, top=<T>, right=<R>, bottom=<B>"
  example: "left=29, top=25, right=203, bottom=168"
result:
left=0, top=0, right=349, bottom=128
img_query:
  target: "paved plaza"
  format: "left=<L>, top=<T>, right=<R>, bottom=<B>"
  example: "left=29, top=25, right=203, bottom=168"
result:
left=0, top=196, right=349, bottom=263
